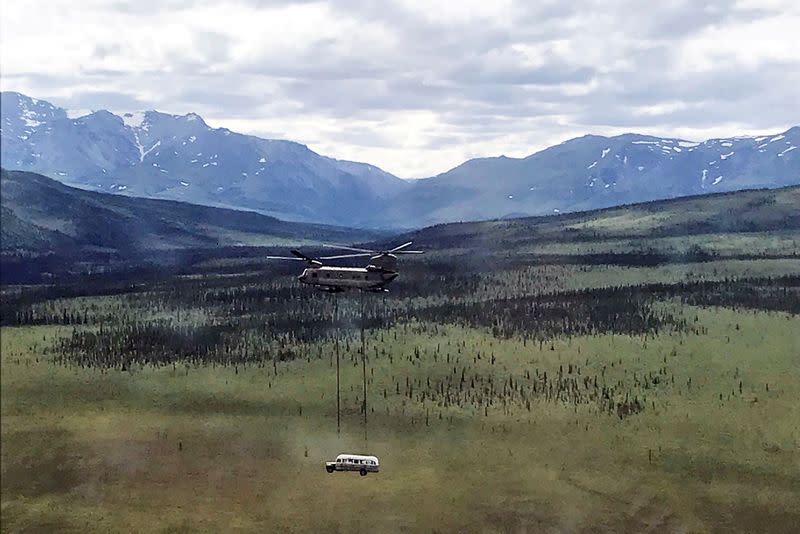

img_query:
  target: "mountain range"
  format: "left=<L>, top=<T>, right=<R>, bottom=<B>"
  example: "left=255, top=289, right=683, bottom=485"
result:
left=0, top=92, right=409, bottom=227
left=4, top=167, right=797, bottom=284
left=2, top=91, right=798, bottom=228
left=384, top=128, right=799, bottom=226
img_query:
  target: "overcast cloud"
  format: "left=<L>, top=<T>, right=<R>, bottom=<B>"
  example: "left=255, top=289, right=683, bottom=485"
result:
left=2, top=0, right=798, bottom=177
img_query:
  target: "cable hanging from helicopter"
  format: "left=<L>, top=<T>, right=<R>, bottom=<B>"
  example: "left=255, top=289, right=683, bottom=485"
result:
left=265, top=240, right=423, bottom=447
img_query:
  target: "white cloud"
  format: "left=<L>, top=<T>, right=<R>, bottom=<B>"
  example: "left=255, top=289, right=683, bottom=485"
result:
left=1, top=0, right=798, bottom=178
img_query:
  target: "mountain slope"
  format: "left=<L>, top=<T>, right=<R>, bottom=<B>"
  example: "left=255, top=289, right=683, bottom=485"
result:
left=0, top=92, right=410, bottom=226
left=380, top=129, right=800, bottom=227
left=0, top=168, right=380, bottom=256
left=395, top=185, right=800, bottom=254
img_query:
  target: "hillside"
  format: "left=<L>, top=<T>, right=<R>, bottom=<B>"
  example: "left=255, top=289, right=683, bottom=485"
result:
left=393, top=185, right=800, bottom=260
left=0, top=168, right=380, bottom=257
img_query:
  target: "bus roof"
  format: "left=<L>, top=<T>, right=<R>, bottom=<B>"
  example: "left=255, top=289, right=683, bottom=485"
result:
left=336, top=453, right=379, bottom=463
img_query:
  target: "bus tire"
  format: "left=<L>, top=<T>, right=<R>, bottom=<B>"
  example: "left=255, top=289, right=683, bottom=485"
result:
left=326, top=466, right=335, bottom=473
left=360, top=468, right=367, bottom=476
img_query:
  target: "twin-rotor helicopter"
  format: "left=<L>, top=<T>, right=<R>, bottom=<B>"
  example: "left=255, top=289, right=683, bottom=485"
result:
left=266, top=241, right=423, bottom=293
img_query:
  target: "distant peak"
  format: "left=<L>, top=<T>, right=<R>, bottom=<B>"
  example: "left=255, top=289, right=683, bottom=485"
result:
left=1, top=91, right=57, bottom=110
left=73, top=109, right=123, bottom=127
left=183, top=112, right=209, bottom=128
left=90, top=109, right=118, bottom=118
left=1, top=90, right=23, bottom=100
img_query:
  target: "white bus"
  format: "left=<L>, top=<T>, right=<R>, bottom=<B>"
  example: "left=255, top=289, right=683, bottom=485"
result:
left=325, top=454, right=380, bottom=476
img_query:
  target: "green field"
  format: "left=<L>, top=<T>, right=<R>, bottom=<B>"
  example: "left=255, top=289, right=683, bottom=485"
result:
left=2, top=305, right=799, bottom=532
left=2, top=189, right=800, bottom=532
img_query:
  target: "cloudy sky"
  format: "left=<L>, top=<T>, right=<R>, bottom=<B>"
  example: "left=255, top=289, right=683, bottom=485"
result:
left=2, top=0, right=799, bottom=177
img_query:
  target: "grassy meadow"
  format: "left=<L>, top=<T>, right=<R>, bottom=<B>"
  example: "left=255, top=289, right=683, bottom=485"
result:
left=2, top=189, right=800, bottom=532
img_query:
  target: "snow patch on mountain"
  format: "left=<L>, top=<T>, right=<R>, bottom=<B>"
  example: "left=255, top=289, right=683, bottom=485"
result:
left=141, top=140, right=161, bottom=162
left=123, top=112, right=145, bottom=128
left=21, top=109, right=42, bottom=128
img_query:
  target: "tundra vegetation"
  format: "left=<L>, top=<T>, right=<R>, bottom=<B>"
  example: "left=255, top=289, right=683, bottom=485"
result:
left=2, top=189, right=799, bottom=532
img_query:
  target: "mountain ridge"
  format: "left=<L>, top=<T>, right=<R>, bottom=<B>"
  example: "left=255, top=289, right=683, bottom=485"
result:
left=1, top=91, right=410, bottom=226
left=381, top=126, right=798, bottom=227
left=2, top=91, right=798, bottom=229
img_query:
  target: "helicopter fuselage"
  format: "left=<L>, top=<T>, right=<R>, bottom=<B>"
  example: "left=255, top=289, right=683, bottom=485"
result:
left=298, top=266, right=398, bottom=292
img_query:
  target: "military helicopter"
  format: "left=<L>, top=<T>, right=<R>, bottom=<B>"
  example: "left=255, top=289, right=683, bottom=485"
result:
left=266, top=241, right=423, bottom=293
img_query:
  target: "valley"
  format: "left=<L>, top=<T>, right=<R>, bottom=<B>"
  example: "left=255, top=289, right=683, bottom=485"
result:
left=2, top=186, right=798, bottom=532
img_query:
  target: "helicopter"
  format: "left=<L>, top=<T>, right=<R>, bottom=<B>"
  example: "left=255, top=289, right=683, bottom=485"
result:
left=266, top=241, right=423, bottom=293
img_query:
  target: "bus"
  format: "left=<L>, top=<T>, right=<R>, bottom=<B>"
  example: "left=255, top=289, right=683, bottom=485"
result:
left=325, top=454, right=380, bottom=476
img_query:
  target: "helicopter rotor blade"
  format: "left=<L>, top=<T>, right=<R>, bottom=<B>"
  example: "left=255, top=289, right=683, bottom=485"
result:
left=319, top=253, right=374, bottom=260
left=264, top=255, right=305, bottom=261
left=266, top=239, right=421, bottom=272
left=388, top=241, right=414, bottom=253
left=278, top=249, right=322, bottom=266
left=322, top=243, right=377, bottom=253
